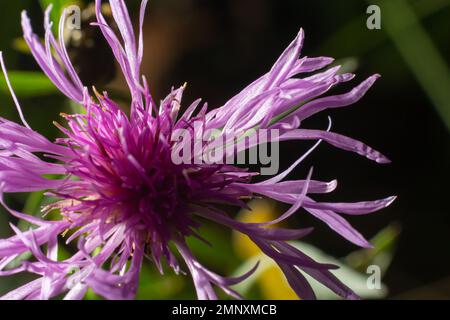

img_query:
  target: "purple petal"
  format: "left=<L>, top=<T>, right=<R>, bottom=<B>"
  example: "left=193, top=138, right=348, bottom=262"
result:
left=304, top=196, right=397, bottom=215
left=304, top=207, right=372, bottom=248
left=279, top=129, right=391, bottom=164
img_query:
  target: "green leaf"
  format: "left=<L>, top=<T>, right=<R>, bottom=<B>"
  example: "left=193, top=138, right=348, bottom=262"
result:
left=345, top=222, right=401, bottom=274
left=136, top=264, right=187, bottom=299
left=22, top=191, right=45, bottom=216
left=17, top=191, right=45, bottom=231
left=319, top=0, right=450, bottom=57
left=369, top=0, right=450, bottom=132
left=39, top=0, right=80, bottom=30
left=12, top=38, right=31, bottom=55
left=0, top=71, right=57, bottom=97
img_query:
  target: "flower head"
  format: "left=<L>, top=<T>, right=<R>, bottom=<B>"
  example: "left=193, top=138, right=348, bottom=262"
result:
left=0, top=0, right=395, bottom=300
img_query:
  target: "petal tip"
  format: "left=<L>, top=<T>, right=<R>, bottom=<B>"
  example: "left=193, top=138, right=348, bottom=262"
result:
left=373, top=73, right=382, bottom=79
left=385, top=195, right=397, bottom=207
left=375, top=156, right=392, bottom=164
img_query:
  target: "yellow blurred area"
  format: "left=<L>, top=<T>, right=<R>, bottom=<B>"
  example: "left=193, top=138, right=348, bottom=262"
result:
left=259, top=266, right=299, bottom=300
left=232, top=199, right=299, bottom=300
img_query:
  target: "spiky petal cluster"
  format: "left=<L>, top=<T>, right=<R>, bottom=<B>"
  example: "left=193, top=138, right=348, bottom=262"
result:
left=0, top=0, right=394, bottom=300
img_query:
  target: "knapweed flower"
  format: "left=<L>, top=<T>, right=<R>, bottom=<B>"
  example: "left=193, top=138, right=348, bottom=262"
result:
left=0, top=0, right=395, bottom=300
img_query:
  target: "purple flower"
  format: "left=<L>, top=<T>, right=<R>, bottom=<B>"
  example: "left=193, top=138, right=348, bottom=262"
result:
left=0, top=0, right=395, bottom=300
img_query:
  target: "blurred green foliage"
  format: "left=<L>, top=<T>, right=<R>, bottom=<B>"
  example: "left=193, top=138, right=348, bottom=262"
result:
left=371, top=0, right=450, bottom=130
left=0, top=71, right=57, bottom=97
left=39, top=0, right=80, bottom=29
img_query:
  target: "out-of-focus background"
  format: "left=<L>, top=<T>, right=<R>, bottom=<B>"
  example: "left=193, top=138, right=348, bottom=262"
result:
left=0, top=0, right=449, bottom=299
